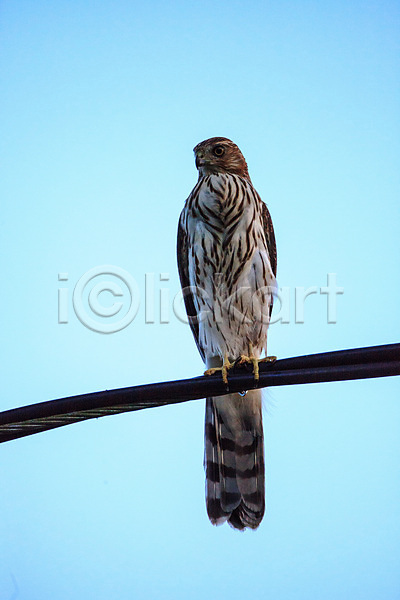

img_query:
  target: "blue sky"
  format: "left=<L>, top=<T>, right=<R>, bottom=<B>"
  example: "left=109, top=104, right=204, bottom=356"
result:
left=1, top=1, right=399, bottom=598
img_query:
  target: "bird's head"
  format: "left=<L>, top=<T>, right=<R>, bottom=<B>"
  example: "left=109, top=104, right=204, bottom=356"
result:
left=193, top=137, right=250, bottom=181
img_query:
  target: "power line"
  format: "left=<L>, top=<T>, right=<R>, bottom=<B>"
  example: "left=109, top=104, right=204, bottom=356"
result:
left=0, top=343, right=399, bottom=444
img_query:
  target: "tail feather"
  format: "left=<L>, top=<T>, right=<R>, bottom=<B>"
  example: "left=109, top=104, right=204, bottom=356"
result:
left=205, top=391, right=265, bottom=530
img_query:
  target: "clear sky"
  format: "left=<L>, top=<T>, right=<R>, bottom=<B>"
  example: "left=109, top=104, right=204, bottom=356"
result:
left=1, top=1, right=399, bottom=598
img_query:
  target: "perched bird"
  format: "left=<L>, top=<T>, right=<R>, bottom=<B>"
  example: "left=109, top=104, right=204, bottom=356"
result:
left=177, top=137, right=277, bottom=530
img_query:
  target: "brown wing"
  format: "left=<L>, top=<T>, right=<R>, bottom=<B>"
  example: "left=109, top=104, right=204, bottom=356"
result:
left=261, top=202, right=277, bottom=277
left=261, top=202, right=277, bottom=317
left=177, top=216, right=205, bottom=362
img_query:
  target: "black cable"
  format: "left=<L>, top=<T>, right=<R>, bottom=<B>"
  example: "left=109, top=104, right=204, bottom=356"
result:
left=0, top=343, right=399, bottom=443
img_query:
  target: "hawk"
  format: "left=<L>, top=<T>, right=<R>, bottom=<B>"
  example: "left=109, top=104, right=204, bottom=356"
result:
left=177, top=137, right=277, bottom=530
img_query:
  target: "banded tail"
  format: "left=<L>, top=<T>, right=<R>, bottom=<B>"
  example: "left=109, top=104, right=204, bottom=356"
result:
left=205, top=390, right=265, bottom=530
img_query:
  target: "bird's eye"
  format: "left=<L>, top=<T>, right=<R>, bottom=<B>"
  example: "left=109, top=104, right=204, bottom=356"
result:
left=213, top=145, right=225, bottom=157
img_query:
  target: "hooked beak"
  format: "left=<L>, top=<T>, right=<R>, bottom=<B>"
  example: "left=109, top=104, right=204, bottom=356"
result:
left=195, top=156, right=205, bottom=169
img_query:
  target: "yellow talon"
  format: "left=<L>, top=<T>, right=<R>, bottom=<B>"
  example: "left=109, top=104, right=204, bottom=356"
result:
left=204, top=353, right=233, bottom=385
left=259, top=355, right=277, bottom=364
left=236, top=354, right=260, bottom=381
left=235, top=353, right=277, bottom=382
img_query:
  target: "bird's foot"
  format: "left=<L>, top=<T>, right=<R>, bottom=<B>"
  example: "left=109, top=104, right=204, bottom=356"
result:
left=204, top=353, right=234, bottom=386
left=235, top=354, right=277, bottom=383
